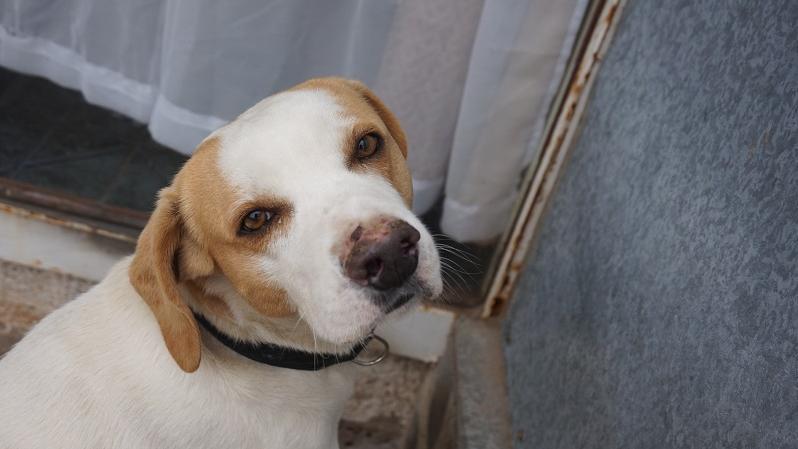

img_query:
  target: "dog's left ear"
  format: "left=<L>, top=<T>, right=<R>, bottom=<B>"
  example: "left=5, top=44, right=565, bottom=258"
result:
left=344, top=80, right=408, bottom=159
left=129, top=186, right=203, bottom=373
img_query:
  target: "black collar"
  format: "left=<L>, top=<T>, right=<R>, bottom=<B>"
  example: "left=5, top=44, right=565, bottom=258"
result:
left=194, top=312, right=371, bottom=371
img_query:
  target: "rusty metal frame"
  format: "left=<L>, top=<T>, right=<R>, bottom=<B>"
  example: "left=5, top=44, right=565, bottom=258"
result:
left=0, top=177, right=144, bottom=243
left=0, top=200, right=138, bottom=244
left=0, top=177, right=149, bottom=230
left=482, top=0, right=626, bottom=317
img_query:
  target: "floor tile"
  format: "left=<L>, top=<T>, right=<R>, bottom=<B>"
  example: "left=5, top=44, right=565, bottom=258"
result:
left=0, top=68, right=186, bottom=215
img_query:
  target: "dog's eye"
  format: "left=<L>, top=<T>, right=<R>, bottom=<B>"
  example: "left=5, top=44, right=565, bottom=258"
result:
left=355, top=133, right=382, bottom=160
left=241, top=209, right=273, bottom=233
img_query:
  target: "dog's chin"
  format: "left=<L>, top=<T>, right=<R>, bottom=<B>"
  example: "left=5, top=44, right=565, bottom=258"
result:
left=371, top=275, right=439, bottom=317
left=307, top=274, right=441, bottom=348
left=309, top=290, right=421, bottom=347
left=311, top=315, right=379, bottom=348
left=384, top=293, right=415, bottom=314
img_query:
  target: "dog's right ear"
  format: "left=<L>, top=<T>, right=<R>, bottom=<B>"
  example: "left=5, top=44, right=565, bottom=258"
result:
left=129, top=187, right=202, bottom=373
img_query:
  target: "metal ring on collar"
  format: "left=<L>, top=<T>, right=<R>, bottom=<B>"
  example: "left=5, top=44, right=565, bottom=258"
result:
left=352, top=334, right=389, bottom=366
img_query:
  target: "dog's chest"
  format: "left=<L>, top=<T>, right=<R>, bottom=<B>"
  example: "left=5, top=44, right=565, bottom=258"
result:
left=162, top=362, right=356, bottom=449
left=0, top=276, right=358, bottom=449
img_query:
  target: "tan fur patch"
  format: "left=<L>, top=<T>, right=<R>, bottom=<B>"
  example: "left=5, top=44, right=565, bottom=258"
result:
left=177, top=138, right=296, bottom=319
left=185, top=281, right=232, bottom=320
left=130, top=138, right=295, bottom=371
left=292, top=78, right=413, bottom=207
left=129, top=187, right=202, bottom=373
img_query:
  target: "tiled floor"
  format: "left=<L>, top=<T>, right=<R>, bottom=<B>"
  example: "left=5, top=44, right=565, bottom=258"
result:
left=0, top=68, right=186, bottom=213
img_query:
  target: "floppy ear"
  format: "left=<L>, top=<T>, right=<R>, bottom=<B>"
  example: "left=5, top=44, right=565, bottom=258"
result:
left=129, top=187, right=202, bottom=373
left=345, top=80, right=408, bottom=159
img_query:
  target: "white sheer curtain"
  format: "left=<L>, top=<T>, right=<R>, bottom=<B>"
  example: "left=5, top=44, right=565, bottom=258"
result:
left=0, top=0, right=584, bottom=243
left=441, top=0, right=586, bottom=242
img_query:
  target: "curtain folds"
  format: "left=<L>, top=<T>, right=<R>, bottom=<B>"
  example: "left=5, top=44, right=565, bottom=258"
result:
left=441, top=0, right=586, bottom=242
left=0, top=0, right=584, bottom=243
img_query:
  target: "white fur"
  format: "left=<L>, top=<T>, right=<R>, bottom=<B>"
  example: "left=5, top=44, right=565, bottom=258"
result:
left=0, top=87, right=442, bottom=448
left=0, top=259, right=353, bottom=449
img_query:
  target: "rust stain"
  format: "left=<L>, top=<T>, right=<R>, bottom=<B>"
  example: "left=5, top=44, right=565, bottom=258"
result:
left=565, top=101, right=577, bottom=121
left=603, top=1, right=620, bottom=26
left=489, top=294, right=508, bottom=317
left=0, top=202, right=137, bottom=244
left=570, top=82, right=584, bottom=97
left=0, top=177, right=149, bottom=229
left=484, top=0, right=625, bottom=317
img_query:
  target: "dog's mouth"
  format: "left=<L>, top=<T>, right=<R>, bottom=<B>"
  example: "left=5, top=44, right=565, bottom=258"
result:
left=384, top=293, right=414, bottom=314
left=377, top=277, right=434, bottom=314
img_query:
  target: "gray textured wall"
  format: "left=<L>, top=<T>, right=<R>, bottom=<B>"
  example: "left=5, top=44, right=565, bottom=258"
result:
left=503, top=0, right=798, bottom=448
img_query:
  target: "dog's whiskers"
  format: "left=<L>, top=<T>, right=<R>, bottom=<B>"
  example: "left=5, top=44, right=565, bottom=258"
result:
left=438, top=255, right=481, bottom=277
left=438, top=257, right=474, bottom=299
left=436, top=245, right=481, bottom=269
left=291, top=309, right=307, bottom=333
left=435, top=242, right=481, bottom=265
left=439, top=257, right=476, bottom=283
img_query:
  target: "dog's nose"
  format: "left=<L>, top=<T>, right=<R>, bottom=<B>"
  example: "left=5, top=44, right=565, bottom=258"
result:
left=344, top=219, right=420, bottom=290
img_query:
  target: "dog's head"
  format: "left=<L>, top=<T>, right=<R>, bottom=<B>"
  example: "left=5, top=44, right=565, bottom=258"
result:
left=129, top=78, right=442, bottom=372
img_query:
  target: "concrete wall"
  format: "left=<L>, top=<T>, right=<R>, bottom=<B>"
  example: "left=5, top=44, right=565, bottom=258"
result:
left=503, top=0, right=798, bottom=447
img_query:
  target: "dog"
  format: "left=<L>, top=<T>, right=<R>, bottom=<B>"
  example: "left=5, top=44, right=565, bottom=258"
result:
left=0, top=78, right=443, bottom=449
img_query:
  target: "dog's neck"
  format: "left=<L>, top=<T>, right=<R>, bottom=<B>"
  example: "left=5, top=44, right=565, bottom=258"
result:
left=179, top=273, right=356, bottom=357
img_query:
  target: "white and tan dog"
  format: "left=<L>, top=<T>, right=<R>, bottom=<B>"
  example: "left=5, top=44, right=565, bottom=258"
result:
left=0, top=78, right=442, bottom=449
